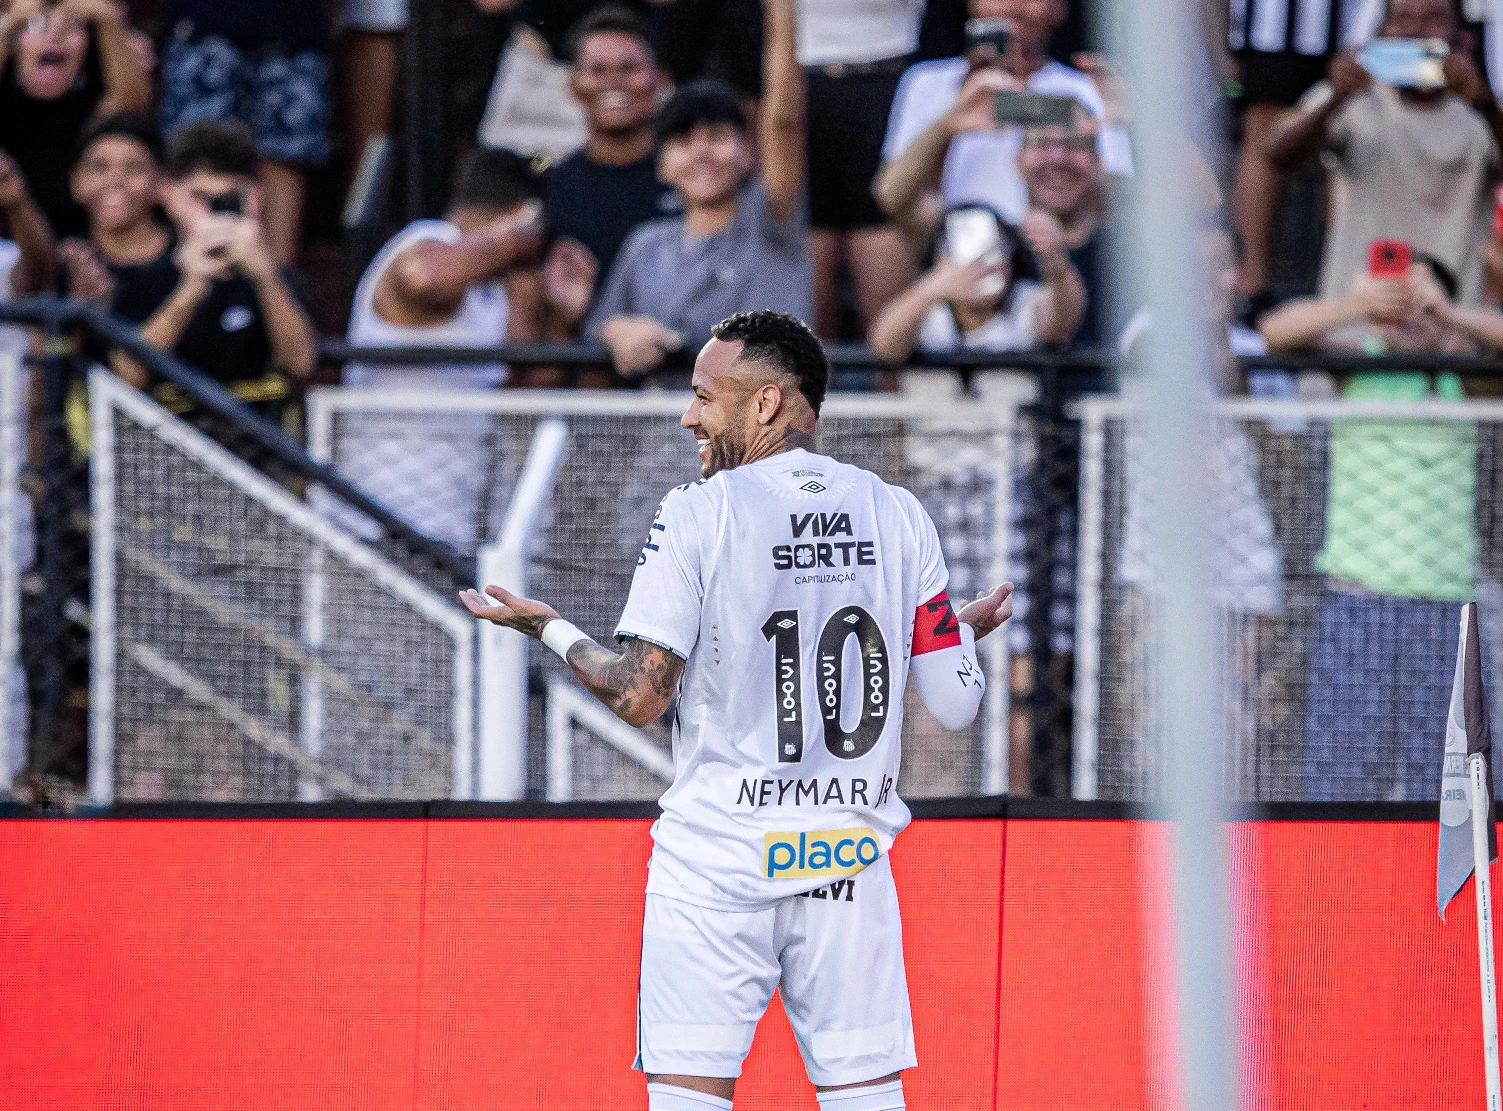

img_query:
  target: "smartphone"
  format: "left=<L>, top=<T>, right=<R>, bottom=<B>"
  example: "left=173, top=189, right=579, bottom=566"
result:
left=1356, top=38, right=1448, bottom=89
left=1492, top=184, right=1503, bottom=240
left=1368, top=238, right=1412, bottom=279
left=208, top=190, right=244, bottom=216
left=944, top=207, right=1006, bottom=296
left=992, top=91, right=1077, bottom=128
left=964, top=17, right=1011, bottom=57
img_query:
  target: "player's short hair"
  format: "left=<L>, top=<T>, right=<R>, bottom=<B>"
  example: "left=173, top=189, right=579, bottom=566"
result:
left=77, top=112, right=163, bottom=168
left=165, top=120, right=259, bottom=181
left=655, top=79, right=747, bottom=144
left=565, top=5, right=658, bottom=67
left=712, top=311, right=829, bottom=415
left=448, top=147, right=543, bottom=214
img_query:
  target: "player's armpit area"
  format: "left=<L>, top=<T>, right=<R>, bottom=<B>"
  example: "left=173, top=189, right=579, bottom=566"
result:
left=911, top=591, right=985, bottom=731
left=566, top=634, right=685, bottom=728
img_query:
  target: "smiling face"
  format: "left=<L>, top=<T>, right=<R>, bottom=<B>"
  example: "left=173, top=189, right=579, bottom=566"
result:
left=571, top=30, right=663, bottom=137
left=16, top=9, right=89, bottom=100
left=72, top=134, right=159, bottom=235
left=681, top=337, right=765, bottom=478
left=1019, top=124, right=1103, bottom=222
left=658, top=121, right=751, bottom=210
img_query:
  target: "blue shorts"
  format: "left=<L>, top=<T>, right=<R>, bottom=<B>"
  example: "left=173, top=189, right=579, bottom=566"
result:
left=161, top=34, right=330, bottom=165
left=1302, top=588, right=1459, bottom=801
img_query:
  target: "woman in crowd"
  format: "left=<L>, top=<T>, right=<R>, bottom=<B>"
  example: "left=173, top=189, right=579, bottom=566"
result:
left=867, top=204, right=1083, bottom=363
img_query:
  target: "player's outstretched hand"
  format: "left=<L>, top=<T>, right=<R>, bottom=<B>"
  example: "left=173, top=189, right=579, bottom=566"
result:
left=957, top=583, right=1014, bottom=641
left=459, top=585, right=561, bottom=639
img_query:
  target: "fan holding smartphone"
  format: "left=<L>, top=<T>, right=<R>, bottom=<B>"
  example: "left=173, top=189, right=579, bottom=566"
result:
left=1265, top=0, right=1503, bottom=307
left=106, top=119, right=317, bottom=421
left=868, top=203, right=1085, bottom=363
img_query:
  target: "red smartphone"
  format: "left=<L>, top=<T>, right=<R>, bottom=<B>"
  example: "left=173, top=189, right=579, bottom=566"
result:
left=1493, top=185, right=1503, bottom=240
left=1368, top=239, right=1411, bottom=279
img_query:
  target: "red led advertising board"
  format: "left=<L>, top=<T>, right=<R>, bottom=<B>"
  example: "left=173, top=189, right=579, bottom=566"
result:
left=0, top=815, right=1497, bottom=1109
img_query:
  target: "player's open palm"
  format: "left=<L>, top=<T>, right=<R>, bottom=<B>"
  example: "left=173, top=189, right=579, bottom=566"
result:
left=958, top=583, right=1014, bottom=641
left=459, top=585, right=560, bottom=639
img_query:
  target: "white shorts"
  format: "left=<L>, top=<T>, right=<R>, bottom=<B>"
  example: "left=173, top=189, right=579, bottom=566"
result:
left=635, top=854, right=917, bottom=1087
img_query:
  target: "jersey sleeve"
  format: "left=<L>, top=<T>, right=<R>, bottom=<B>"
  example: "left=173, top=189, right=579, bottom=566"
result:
left=614, top=484, right=705, bottom=660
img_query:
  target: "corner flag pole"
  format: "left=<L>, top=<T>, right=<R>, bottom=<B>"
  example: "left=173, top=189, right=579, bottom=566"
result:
left=1471, top=749, right=1502, bottom=1111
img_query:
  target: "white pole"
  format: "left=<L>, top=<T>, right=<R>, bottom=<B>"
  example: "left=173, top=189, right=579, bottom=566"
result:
left=475, top=419, right=569, bottom=800
left=1471, top=750, right=1502, bottom=1111
left=1108, top=0, right=1239, bottom=1104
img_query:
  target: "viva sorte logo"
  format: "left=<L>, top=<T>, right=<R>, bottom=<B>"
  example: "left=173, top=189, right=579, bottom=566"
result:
left=772, top=512, right=876, bottom=571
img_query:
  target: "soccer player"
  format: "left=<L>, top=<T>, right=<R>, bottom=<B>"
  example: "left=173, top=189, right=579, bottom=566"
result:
left=461, top=310, right=1013, bottom=1111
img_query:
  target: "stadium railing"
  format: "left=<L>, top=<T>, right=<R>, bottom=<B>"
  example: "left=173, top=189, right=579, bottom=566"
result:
left=5, top=294, right=1503, bottom=809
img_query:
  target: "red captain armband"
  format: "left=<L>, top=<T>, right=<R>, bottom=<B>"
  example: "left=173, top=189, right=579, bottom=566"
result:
left=913, top=591, right=963, bottom=656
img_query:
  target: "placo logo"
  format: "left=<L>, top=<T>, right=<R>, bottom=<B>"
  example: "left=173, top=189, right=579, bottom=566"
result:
left=764, top=827, right=881, bottom=879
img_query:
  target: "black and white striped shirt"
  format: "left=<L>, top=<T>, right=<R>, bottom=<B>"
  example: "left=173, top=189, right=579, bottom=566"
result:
left=1233, top=0, right=1503, bottom=97
left=1228, top=0, right=1382, bottom=55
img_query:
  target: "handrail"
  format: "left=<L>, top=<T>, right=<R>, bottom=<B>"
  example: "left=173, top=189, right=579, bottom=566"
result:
left=0, top=295, right=475, bottom=586
left=318, top=338, right=1119, bottom=371
left=323, top=339, right=1503, bottom=376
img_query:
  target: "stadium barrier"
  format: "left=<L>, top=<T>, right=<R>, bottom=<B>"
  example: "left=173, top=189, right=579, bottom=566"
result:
left=2, top=799, right=1501, bottom=1111
left=1073, top=392, right=1503, bottom=803
left=4, top=295, right=1503, bottom=806
left=305, top=384, right=1032, bottom=802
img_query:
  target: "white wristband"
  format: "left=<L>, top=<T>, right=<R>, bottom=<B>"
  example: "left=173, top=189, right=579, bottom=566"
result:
left=541, top=618, right=590, bottom=661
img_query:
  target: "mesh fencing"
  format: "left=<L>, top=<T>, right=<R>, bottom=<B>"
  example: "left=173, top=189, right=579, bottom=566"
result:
left=93, top=372, right=473, bottom=803
left=311, top=382, right=1039, bottom=800
left=1077, top=395, right=1503, bottom=804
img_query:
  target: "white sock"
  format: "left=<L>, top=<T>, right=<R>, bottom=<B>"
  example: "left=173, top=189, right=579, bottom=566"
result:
left=646, top=1082, right=734, bottom=1111
left=815, top=1079, right=905, bottom=1111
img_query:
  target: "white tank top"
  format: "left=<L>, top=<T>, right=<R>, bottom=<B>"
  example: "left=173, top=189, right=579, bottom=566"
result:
left=344, top=219, right=509, bottom=390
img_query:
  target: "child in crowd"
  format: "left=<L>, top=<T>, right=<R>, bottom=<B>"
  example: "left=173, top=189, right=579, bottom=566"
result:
left=867, top=205, right=1083, bottom=363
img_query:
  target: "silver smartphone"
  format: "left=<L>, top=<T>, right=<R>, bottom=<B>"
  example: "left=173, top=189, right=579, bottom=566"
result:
left=944, top=208, right=1006, bottom=297
left=1357, top=38, right=1448, bottom=89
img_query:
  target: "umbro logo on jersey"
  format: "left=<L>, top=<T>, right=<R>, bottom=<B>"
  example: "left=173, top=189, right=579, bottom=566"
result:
left=800, top=481, right=826, bottom=493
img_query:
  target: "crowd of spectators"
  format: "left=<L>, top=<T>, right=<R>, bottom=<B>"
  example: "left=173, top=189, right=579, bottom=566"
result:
left=0, top=0, right=1500, bottom=380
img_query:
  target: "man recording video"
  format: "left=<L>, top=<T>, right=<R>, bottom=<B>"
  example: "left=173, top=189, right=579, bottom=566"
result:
left=109, top=118, right=316, bottom=428
left=874, top=0, right=1131, bottom=242
left=1267, top=0, right=1502, bottom=306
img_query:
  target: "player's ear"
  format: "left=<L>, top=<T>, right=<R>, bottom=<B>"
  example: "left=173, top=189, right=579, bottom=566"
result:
left=754, top=382, right=783, bottom=425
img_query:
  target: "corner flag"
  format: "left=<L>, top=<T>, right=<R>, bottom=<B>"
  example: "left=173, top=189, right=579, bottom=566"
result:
left=1440, top=602, right=1496, bottom=919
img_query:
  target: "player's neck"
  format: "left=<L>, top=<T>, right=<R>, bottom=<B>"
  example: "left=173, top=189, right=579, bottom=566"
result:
left=739, top=424, right=815, bottom=467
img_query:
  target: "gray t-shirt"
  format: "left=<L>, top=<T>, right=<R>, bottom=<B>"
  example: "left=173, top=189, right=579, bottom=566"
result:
left=585, top=180, right=813, bottom=357
left=1307, top=79, right=1500, bottom=304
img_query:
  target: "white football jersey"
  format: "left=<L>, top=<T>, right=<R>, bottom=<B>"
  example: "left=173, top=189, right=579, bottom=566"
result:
left=615, top=448, right=968, bottom=910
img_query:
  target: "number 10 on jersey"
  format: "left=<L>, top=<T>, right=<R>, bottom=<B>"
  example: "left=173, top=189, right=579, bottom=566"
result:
left=761, top=606, right=890, bottom=764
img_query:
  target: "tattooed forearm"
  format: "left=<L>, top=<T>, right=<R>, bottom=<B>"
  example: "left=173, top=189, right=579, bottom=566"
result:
left=510, top=613, right=552, bottom=638
left=565, top=635, right=684, bottom=727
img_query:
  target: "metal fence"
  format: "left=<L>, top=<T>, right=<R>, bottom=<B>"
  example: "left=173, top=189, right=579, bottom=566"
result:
left=1074, top=392, right=1503, bottom=804
left=307, top=381, right=1034, bottom=801
left=5, top=296, right=1503, bottom=807
left=90, top=371, right=474, bottom=803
